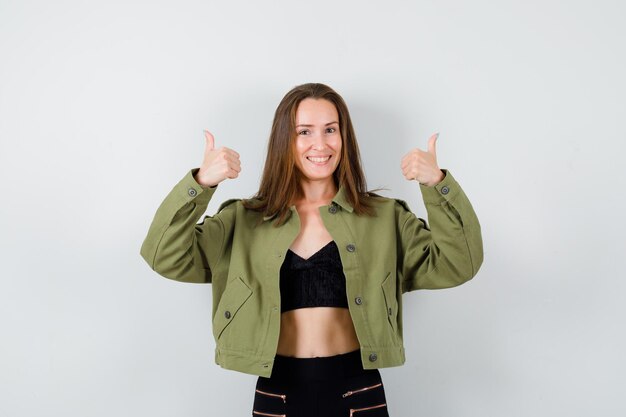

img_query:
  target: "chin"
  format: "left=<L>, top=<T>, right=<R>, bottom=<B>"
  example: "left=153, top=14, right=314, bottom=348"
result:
left=303, top=172, right=337, bottom=182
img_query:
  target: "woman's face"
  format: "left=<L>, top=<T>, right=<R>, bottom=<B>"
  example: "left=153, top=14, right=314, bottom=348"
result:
left=293, top=98, right=342, bottom=184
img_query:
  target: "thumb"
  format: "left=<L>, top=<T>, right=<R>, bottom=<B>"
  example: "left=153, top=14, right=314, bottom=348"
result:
left=204, top=129, right=215, bottom=151
left=428, top=132, right=439, bottom=157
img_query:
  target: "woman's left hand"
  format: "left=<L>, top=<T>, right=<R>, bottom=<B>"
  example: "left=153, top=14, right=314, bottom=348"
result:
left=400, top=132, right=445, bottom=186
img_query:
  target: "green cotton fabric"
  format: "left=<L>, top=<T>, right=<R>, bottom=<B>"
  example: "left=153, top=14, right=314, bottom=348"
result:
left=140, top=168, right=483, bottom=377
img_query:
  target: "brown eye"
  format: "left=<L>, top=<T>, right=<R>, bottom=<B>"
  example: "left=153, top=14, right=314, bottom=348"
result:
left=298, top=129, right=310, bottom=135
left=326, top=127, right=336, bottom=133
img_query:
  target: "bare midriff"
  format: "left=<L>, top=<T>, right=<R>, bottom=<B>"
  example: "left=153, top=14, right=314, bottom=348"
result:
left=276, top=306, right=360, bottom=357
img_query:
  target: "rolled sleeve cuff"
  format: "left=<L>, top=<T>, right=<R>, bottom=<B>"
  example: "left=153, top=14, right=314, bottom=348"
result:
left=176, top=168, right=218, bottom=205
left=418, top=169, right=460, bottom=204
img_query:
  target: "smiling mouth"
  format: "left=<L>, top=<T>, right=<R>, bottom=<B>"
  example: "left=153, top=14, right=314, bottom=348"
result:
left=306, top=155, right=331, bottom=163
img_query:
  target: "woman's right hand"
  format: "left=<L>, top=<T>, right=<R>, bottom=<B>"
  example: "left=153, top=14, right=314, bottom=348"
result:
left=194, top=130, right=241, bottom=188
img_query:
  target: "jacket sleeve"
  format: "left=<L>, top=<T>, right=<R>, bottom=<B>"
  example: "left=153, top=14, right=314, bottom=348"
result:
left=139, top=168, right=235, bottom=284
left=397, top=169, right=483, bottom=292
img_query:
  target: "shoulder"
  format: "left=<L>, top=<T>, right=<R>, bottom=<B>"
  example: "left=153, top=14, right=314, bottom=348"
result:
left=217, top=198, right=241, bottom=213
left=217, top=198, right=261, bottom=213
left=366, top=193, right=414, bottom=213
left=216, top=198, right=265, bottom=222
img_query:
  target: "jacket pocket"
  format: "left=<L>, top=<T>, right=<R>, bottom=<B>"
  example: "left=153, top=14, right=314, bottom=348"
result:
left=212, top=276, right=253, bottom=340
left=381, top=272, right=398, bottom=334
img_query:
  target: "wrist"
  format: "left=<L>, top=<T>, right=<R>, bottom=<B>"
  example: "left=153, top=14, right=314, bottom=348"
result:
left=420, top=170, right=445, bottom=187
left=194, top=174, right=216, bottom=189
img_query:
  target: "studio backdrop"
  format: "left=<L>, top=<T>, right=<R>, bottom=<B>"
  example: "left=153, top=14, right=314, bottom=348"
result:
left=0, top=1, right=624, bottom=416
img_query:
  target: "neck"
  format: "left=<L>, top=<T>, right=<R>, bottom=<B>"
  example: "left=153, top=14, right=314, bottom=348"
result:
left=296, top=178, right=338, bottom=205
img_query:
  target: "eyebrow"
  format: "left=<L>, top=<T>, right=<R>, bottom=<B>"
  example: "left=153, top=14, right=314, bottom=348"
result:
left=296, top=121, right=339, bottom=127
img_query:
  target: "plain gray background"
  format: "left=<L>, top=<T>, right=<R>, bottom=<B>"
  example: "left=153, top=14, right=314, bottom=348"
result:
left=1, top=0, right=624, bottom=416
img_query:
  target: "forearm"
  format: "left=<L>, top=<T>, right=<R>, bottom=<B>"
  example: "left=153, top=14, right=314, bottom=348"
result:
left=140, top=168, right=219, bottom=284
left=402, top=169, right=483, bottom=291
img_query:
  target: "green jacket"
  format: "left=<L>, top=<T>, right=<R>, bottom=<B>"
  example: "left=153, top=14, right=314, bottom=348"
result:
left=140, top=167, right=483, bottom=377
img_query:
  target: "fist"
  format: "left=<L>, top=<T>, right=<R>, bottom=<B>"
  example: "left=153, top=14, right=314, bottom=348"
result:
left=194, top=130, right=241, bottom=188
left=400, top=132, right=444, bottom=186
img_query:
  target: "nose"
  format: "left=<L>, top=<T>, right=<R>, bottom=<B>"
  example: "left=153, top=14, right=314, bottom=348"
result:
left=311, top=132, right=327, bottom=150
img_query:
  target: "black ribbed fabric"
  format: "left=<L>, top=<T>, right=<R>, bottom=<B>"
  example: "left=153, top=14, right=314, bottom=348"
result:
left=279, top=240, right=349, bottom=313
left=253, top=350, right=390, bottom=417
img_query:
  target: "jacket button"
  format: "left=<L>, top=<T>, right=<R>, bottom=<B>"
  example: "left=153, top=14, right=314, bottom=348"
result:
left=440, top=186, right=449, bottom=195
left=328, top=205, right=338, bottom=214
left=224, top=310, right=231, bottom=319
left=188, top=187, right=198, bottom=197
left=346, top=244, right=356, bottom=252
left=355, top=297, right=362, bottom=305
left=388, top=307, right=392, bottom=316
left=369, top=353, right=378, bottom=362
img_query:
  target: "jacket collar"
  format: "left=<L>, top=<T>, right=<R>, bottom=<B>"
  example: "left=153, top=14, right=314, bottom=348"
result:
left=262, top=184, right=354, bottom=222
left=331, top=184, right=354, bottom=213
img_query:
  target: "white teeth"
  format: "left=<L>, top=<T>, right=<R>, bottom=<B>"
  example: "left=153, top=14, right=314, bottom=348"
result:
left=307, top=156, right=331, bottom=163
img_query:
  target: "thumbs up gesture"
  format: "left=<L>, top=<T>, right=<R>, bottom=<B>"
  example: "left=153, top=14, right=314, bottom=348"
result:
left=400, top=132, right=445, bottom=186
left=193, top=130, right=241, bottom=188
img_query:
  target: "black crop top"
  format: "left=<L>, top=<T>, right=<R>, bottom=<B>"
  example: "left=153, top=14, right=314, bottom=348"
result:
left=279, top=240, right=349, bottom=313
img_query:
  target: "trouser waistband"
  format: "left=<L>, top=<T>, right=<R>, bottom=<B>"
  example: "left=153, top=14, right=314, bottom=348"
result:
left=268, top=349, right=366, bottom=382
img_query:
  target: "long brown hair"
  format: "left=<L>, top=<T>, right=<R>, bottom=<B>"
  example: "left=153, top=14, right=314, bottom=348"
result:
left=243, top=83, right=379, bottom=226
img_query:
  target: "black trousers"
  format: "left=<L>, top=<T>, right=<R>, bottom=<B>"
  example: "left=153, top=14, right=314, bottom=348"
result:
left=252, top=349, right=390, bottom=417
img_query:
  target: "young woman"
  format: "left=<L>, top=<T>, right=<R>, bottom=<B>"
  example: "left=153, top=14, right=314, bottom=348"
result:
left=140, top=83, right=483, bottom=417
